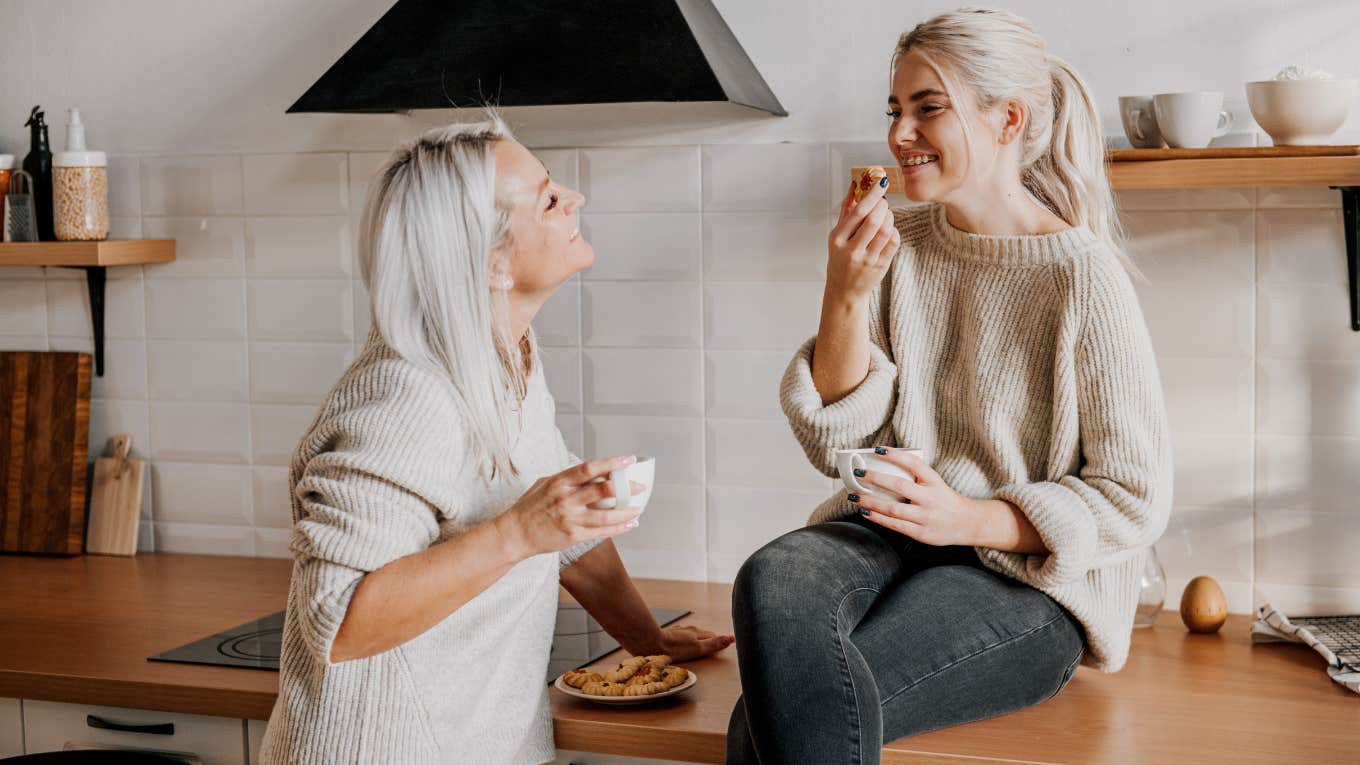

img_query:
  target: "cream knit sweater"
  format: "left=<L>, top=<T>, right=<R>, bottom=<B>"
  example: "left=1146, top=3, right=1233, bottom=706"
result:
left=258, top=329, right=592, bottom=764
left=781, top=204, right=1173, bottom=672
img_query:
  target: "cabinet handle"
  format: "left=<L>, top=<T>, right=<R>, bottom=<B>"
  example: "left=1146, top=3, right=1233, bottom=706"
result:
left=86, top=714, right=175, bottom=735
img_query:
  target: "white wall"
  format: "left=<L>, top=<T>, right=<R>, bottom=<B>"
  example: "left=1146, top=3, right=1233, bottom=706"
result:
left=0, top=0, right=1356, bottom=617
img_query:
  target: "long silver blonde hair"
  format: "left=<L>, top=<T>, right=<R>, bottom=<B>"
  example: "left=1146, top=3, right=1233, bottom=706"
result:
left=358, top=116, right=532, bottom=482
left=896, top=8, right=1129, bottom=265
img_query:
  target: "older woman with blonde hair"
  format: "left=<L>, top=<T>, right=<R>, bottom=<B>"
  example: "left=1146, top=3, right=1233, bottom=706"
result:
left=257, top=116, right=732, bottom=764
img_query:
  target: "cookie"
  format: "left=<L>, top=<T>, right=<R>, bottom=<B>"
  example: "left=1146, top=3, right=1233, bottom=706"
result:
left=603, top=656, right=649, bottom=683
left=661, top=666, right=689, bottom=688
left=626, top=667, right=663, bottom=686
left=643, top=654, right=672, bottom=669
left=852, top=166, right=889, bottom=204
left=562, top=670, right=603, bottom=689
left=582, top=680, right=627, bottom=697
left=624, top=681, right=669, bottom=696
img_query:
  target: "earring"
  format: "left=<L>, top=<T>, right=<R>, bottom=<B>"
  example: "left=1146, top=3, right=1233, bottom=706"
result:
left=496, top=276, right=514, bottom=290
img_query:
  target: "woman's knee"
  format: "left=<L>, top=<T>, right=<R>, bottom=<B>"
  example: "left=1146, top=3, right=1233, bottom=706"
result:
left=733, top=522, right=886, bottom=619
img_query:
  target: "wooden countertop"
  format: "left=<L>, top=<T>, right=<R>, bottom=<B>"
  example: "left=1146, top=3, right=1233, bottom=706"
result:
left=2, top=554, right=1355, bottom=764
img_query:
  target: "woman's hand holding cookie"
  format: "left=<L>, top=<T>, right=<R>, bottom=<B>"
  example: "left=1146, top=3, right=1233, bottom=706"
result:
left=827, top=167, right=900, bottom=307
left=495, top=456, right=645, bottom=559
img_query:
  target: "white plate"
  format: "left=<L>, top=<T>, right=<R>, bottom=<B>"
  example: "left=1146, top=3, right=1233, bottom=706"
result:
left=553, top=670, right=698, bottom=704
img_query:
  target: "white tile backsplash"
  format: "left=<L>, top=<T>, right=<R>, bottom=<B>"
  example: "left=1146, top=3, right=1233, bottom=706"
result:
left=0, top=143, right=1345, bottom=607
left=141, top=155, right=244, bottom=216
left=153, top=522, right=255, bottom=556
left=46, top=276, right=145, bottom=339
left=150, top=402, right=251, bottom=464
left=1255, top=509, right=1360, bottom=589
left=580, top=213, right=701, bottom=281
left=250, top=405, right=317, bottom=466
left=147, top=340, right=249, bottom=402
left=585, top=415, right=704, bottom=485
left=0, top=281, right=48, bottom=335
left=142, top=217, right=246, bottom=278
left=707, top=418, right=830, bottom=491
left=583, top=348, right=702, bottom=416
left=246, top=217, right=353, bottom=277
left=152, top=462, right=252, bottom=525
left=703, top=213, right=828, bottom=282
left=705, top=349, right=790, bottom=419
left=583, top=282, right=701, bottom=347
left=248, top=279, right=353, bottom=342
left=1256, top=435, right=1360, bottom=513
left=580, top=147, right=700, bottom=213
left=1257, top=360, right=1360, bottom=437
left=243, top=153, right=348, bottom=216
left=702, top=144, right=827, bottom=213
left=146, top=279, right=247, bottom=340
left=250, top=342, right=354, bottom=405
left=252, top=466, right=292, bottom=528
left=705, top=283, right=823, bottom=350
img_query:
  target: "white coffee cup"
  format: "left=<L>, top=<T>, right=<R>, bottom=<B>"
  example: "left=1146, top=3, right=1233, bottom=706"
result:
left=1119, top=96, right=1167, bottom=149
left=1153, top=92, right=1233, bottom=149
left=590, top=456, right=656, bottom=511
left=835, top=447, right=926, bottom=501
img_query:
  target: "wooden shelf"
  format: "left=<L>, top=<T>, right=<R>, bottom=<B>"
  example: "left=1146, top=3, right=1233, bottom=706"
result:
left=0, top=239, right=175, bottom=267
left=853, top=154, right=1360, bottom=331
left=0, top=240, right=177, bottom=376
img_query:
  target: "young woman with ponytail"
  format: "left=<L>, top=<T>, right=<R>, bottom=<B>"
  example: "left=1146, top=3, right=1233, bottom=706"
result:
left=728, top=9, right=1172, bottom=763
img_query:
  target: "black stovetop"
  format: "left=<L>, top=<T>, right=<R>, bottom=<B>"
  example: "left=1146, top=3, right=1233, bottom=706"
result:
left=149, top=604, right=690, bottom=683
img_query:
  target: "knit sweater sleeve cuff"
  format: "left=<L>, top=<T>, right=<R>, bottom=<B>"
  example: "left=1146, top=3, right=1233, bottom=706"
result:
left=780, top=336, right=898, bottom=473
left=980, top=480, right=1099, bottom=588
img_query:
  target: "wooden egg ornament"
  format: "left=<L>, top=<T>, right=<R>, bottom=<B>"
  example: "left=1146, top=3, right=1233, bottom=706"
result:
left=1179, top=576, right=1228, bottom=634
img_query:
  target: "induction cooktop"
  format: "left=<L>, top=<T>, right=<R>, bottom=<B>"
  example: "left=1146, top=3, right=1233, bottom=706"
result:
left=149, top=604, right=690, bottom=683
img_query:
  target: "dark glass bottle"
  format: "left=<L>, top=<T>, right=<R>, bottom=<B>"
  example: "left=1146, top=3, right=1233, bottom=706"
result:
left=22, top=106, right=54, bottom=241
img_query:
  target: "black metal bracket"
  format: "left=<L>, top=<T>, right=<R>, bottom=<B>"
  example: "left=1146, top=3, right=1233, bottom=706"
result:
left=56, top=265, right=107, bottom=376
left=1334, top=187, right=1359, bottom=332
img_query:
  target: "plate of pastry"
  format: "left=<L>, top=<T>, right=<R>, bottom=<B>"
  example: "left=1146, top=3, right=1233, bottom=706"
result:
left=554, top=654, right=697, bottom=704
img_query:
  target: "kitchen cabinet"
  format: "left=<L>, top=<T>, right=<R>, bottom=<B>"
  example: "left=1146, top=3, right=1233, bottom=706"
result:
left=22, top=700, right=245, bottom=764
left=553, top=751, right=704, bottom=765
left=0, top=698, right=21, bottom=757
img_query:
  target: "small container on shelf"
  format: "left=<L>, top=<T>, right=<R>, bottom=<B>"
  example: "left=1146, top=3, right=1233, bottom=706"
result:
left=0, top=154, right=13, bottom=226
left=52, top=107, right=108, bottom=242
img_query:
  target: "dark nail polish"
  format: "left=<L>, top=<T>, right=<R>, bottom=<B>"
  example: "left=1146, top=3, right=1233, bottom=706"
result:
left=874, top=446, right=888, bottom=455
left=859, top=506, right=870, bottom=516
left=878, top=176, right=889, bottom=187
left=847, top=493, right=860, bottom=503
left=852, top=468, right=866, bottom=478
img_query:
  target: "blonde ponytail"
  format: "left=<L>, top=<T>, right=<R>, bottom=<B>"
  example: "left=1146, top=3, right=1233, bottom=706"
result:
left=1026, top=55, right=1124, bottom=259
left=897, top=9, right=1130, bottom=268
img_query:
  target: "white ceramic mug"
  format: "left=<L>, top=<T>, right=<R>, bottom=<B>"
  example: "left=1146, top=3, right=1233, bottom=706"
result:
left=1118, top=96, right=1166, bottom=148
left=1153, top=92, right=1233, bottom=149
left=835, top=447, right=925, bottom=501
left=590, top=456, right=656, bottom=511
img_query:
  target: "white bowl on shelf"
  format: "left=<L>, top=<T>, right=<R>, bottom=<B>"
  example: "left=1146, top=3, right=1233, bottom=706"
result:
left=1245, top=79, right=1358, bottom=145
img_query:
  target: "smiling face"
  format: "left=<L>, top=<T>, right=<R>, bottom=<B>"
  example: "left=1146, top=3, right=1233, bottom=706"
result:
left=887, top=49, right=1012, bottom=205
left=492, top=139, right=592, bottom=296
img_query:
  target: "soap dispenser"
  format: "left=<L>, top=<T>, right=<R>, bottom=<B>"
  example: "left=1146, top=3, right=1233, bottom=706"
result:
left=52, top=107, right=108, bottom=241
left=21, top=106, right=54, bottom=241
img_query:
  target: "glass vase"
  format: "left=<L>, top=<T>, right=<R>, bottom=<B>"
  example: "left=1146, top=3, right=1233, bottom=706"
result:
left=1133, top=545, right=1167, bottom=628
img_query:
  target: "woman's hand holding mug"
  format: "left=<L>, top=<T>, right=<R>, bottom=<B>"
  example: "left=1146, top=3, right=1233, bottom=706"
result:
left=495, top=456, right=645, bottom=559
left=826, top=172, right=901, bottom=306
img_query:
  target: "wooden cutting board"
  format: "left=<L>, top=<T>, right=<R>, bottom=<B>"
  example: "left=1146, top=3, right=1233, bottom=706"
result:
left=85, top=434, right=145, bottom=556
left=0, top=352, right=92, bottom=555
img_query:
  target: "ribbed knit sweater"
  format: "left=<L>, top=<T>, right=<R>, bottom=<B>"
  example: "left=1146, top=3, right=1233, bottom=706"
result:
left=258, top=329, right=591, bottom=764
left=781, top=204, right=1173, bottom=672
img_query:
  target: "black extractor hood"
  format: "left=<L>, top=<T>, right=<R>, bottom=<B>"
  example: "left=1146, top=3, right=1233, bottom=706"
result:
left=288, top=0, right=786, bottom=116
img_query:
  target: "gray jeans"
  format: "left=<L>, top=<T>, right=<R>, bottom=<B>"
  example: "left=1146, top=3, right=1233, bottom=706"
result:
left=728, top=516, right=1084, bottom=765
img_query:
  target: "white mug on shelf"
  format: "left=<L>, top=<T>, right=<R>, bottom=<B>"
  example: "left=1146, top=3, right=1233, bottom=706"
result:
left=590, top=455, right=656, bottom=512
left=1118, top=95, right=1167, bottom=148
left=1153, top=92, right=1233, bottom=149
left=835, top=447, right=926, bottom=501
